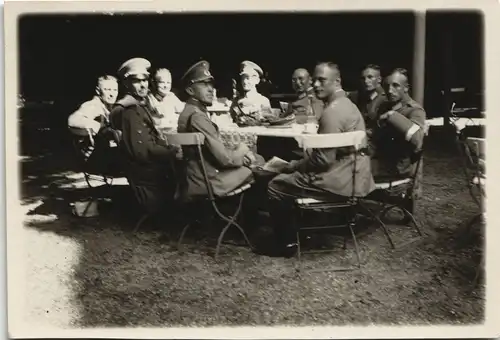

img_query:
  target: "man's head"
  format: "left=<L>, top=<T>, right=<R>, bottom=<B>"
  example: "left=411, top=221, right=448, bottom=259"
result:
left=240, top=60, right=263, bottom=93
left=96, top=75, right=118, bottom=105
left=152, top=68, right=173, bottom=98
left=118, top=57, right=151, bottom=99
left=312, top=62, right=342, bottom=100
left=182, top=60, right=215, bottom=106
left=291, top=68, right=311, bottom=94
left=361, top=64, right=382, bottom=92
left=384, top=68, right=410, bottom=103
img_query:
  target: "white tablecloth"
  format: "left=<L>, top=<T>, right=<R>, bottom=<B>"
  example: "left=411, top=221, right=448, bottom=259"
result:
left=426, top=117, right=485, bottom=132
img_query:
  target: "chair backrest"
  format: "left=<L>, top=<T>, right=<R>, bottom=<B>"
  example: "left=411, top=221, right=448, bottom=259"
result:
left=163, top=132, right=216, bottom=201
left=164, top=132, right=205, bottom=146
left=466, top=137, right=485, bottom=158
left=299, top=130, right=367, bottom=150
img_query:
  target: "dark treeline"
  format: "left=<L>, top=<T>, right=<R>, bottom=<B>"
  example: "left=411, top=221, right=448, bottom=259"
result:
left=18, top=10, right=483, bottom=116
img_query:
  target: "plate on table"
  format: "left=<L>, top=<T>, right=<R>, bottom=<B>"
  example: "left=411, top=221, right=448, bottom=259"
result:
left=267, top=114, right=296, bottom=126
left=266, top=124, right=293, bottom=129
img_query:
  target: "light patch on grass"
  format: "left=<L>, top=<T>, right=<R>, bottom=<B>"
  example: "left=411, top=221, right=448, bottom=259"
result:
left=23, top=225, right=83, bottom=328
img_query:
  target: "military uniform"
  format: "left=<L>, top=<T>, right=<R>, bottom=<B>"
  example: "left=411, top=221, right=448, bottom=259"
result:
left=268, top=90, right=376, bottom=246
left=371, top=97, right=426, bottom=211
left=110, top=58, right=178, bottom=213
left=176, top=61, right=254, bottom=200
left=283, top=87, right=324, bottom=124
left=348, top=86, right=387, bottom=130
left=371, top=97, right=426, bottom=178
left=230, top=61, right=274, bottom=126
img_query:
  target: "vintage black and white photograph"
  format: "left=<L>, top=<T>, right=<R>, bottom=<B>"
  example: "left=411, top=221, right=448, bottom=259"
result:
left=5, top=1, right=499, bottom=337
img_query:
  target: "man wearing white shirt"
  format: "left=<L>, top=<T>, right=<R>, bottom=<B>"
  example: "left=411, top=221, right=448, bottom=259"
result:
left=68, top=75, right=119, bottom=134
left=148, top=68, right=185, bottom=128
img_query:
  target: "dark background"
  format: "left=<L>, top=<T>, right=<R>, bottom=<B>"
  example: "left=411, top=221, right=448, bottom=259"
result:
left=18, top=10, right=483, bottom=117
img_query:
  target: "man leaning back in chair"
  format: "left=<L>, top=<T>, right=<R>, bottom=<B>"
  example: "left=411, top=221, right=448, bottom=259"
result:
left=265, top=62, right=376, bottom=258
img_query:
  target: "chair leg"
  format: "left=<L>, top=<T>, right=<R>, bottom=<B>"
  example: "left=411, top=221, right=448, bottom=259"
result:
left=177, top=222, right=193, bottom=253
left=348, top=221, right=362, bottom=269
left=401, top=207, right=424, bottom=237
left=134, top=212, right=151, bottom=233
left=358, top=202, right=396, bottom=249
left=213, top=193, right=253, bottom=259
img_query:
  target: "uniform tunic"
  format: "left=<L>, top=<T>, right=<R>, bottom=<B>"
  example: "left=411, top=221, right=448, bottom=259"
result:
left=268, top=90, right=376, bottom=244
left=110, top=94, right=178, bottom=212
left=177, top=98, right=254, bottom=200
left=229, top=91, right=273, bottom=126
left=283, top=88, right=324, bottom=124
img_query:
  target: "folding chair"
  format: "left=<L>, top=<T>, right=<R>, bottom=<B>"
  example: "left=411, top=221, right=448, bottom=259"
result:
left=164, top=132, right=254, bottom=260
left=69, top=126, right=119, bottom=188
left=292, top=130, right=368, bottom=272
left=458, top=136, right=485, bottom=286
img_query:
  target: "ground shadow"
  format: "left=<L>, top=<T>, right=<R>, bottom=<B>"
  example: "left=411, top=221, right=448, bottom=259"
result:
left=20, top=124, right=485, bottom=327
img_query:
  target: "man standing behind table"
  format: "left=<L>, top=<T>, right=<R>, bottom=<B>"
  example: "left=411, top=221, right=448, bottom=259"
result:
left=177, top=60, right=261, bottom=200
left=147, top=68, right=185, bottom=129
left=110, top=57, right=180, bottom=214
left=371, top=68, right=427, bottom=212
left=265, top=62, right=375, bottom=257
left=282, top=68, right=324, bottom=124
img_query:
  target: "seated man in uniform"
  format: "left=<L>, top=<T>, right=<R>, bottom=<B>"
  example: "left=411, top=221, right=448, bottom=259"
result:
left=147, top=68, right=185, bottom=129
left=371, top=68, right=427, bottom=213
left=110, top=58, right=180, bottom=214
left=266, top=62, right=375, bottom=257
left=230, top=60, right=274, bottom=126
left=67, top=75, right=120, bottom=167
left=282, top=68, right=324, bottom=124
left=177, top=60, right=261, bottom=200
left=348, top=64, right=387, bottom=153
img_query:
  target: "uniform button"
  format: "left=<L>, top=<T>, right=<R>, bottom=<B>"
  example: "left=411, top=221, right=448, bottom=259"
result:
left=137, top=130, right=142, bottom=134
left=138, top=141, right=143, bottom=144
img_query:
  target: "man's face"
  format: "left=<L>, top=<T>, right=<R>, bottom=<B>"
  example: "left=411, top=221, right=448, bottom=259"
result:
left=291, top=69, right=311, bottom=94
left=127, top=75, right=149, bottom=98
left=154, top=72, right=172, bottom=98
left=384, top=72, right=408, bottom=103
left=241, top=73, right=260, bottom=92
left=188, top=80, right=214, bottom=105
left=97, top=79, right=118, bottom=105
left=312, top=64, right=337, bottom=100
left=361, top=68, right=381, bottom=92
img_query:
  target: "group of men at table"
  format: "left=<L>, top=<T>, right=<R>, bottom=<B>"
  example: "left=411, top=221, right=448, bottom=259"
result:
left=67, top=57, right=426, bottom=257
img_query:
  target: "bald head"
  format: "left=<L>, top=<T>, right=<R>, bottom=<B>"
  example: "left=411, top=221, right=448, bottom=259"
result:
left=290, top=68, right=311, bottom=94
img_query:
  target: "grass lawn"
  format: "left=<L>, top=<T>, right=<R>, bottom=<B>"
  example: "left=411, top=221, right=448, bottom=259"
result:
left=19, top=126, right=484, bottom=327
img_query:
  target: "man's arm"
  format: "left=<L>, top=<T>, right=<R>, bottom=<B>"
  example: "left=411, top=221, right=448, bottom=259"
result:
left=67, top=100, right=102, bottom=133
left=386, top=107, right=426, bottom=150
left=121, top=107, right=176, bottom=164
left=190, top=112, right=249, bottom=169
left=287, top=106, right=343, bottom=173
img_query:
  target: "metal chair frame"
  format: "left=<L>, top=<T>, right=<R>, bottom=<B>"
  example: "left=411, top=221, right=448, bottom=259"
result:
left=165, top=132, right=254, bottom=260
left=359, top=126, right=428, bottom=250
left=292, top=131, right=368, bottom=273
left=454, top=132, right=485, bottom=287
left=69, top=127, right=117, bottom=188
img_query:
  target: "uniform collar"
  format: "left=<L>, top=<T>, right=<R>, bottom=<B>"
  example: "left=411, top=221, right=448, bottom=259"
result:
left=186, top=97, right=209, bottom=112
left=391, top=95, right=412, bottom=110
